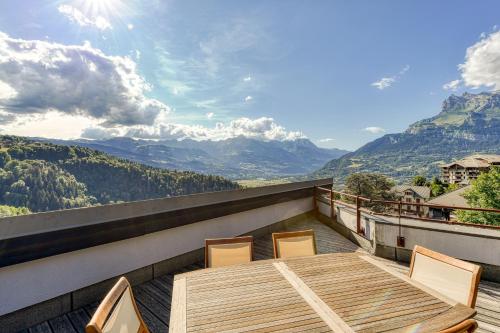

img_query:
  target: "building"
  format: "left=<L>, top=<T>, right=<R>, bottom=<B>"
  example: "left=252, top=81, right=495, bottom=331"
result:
left=440, top=154, right=500, bottom=185
left=427, top=185, right=471, bottom=220
left=391, top=185, right=431, bottom=217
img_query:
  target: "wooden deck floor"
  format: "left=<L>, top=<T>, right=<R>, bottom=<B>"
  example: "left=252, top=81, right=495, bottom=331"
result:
left=22, top=217, right=500, bottom=333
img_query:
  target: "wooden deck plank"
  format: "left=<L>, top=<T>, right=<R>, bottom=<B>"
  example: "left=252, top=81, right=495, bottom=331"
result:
left=28, top=322, right=52, bottom=333
left=134, top=285, right=170, bottom=325
left=136, top=301, right=169, bottom=333
left=83, top=302, right=99, bottom=319
left=48, top=315, right=77, bottom=333
left=66, top=308, right=90, bottom=333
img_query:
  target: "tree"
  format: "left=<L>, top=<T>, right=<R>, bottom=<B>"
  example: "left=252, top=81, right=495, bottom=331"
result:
left=445, top=183, right=460, bottom=193
left=456, top=167, right=500, bottom=226
left=0, top=151, right=11, bottom=168
left=344, top=173, right=396, bottom=212
left=412, top=175, right=427, bottom=186
left=0, top=135, right=240, bottom=213
left=429, top=177, right=446, bottom=197
left=0, top=205, right=30, bottom=218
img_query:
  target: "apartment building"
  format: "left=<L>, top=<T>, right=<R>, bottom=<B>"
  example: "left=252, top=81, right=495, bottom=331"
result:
left=440, top=154, right=500, bottom=184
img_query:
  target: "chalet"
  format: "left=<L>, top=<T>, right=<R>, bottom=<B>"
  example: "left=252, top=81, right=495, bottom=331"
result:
left=391, top=185, right=430, bottom=217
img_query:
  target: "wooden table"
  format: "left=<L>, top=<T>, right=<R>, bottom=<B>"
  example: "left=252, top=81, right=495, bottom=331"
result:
left=169, top=252, right=476, bottom=332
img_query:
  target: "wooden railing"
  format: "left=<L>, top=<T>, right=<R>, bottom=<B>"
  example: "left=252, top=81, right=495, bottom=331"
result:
left=314, top=186, right=500, bottom=236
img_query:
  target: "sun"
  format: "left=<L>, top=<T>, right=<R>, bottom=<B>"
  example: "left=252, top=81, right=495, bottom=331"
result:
left=76, top=0, right=125, bottom=18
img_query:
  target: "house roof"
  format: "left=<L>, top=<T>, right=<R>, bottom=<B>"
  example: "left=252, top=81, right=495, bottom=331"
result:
left=441, top=154, right=500, bottom=169
left=391, top=185, right=431, bottom=199
left=427, top=185, right=472, bottom=208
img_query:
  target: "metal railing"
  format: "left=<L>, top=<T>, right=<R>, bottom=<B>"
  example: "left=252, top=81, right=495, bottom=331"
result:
left=314, top=186, right=500, bottom=234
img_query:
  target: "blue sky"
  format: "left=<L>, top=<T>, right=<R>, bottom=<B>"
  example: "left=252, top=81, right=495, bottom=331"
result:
left=0, top=0, right=499, bottom=150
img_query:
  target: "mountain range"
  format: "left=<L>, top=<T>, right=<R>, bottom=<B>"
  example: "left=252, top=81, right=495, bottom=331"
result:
left=39, top=137, right=349, bottom=179
left=314, top=91, right=500, bottom=185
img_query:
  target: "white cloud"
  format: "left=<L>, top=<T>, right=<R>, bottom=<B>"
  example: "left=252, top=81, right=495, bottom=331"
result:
left=399, top=65, right=410, bottom=75
left=243, top=76, right=252, bottom=82
left=244, top=95, right=253, bottom=102
left=134, top=50, right=141, bottom=60
left=371, top=65, right=410, bottom=90
left=198, top=19, right=265, bottom=77
left=206, top=112, right=214, bottom=119
left=82, top=117, right=306, bottom=142
left=0, top=32, right=169, bottom=127
left=195, top=99, right=217, bottom=109
left=458, top=30, right=500, bottom=90
left=58, top=5, right=112, bottom=30
left=2, top=111, right=99, bottom=140
left=371, top=77, right=396, bottom=90
left=318, top=138, right=335, bottom=143
left=443, top=79, right=461, bottom=91
left=364, top=127, right=386, bottom=134
left=127, top=23, right=134, bottom=30
left=0, top=80, right=17, bottom=100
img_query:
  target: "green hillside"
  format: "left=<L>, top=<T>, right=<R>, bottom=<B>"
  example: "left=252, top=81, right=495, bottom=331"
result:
left=0, top=135, right=239, bottom=213
left=314, top=91, right=500, bottom=185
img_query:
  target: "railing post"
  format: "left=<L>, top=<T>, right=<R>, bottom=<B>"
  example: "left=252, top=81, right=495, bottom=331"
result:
left=397, top=199, right=405, bottom=247
left=356, top=195, right=361, bottom=234
left=313, top=186, right=318, bottom=216
left=330, top=189, right=336, bottom=221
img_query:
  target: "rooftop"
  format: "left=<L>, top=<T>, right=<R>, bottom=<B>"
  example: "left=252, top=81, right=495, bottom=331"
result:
left=20, top=216, right=500, bottom=333
left=0, top=179, right=499, bottom=333
left=427, top=185, right=472, bottom=208
left=391, top=185, right=431, bottom=199
left=441, top=154, right=500, bottom=169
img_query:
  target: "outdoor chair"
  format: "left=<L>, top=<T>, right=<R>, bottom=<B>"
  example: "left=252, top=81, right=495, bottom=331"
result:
left=272, top=229, right=317, bottom=259
left=439, top=319, right=478, bottom=332
left=409, top=245, right=482, bottom=308
left=86, top=277, right=149, bottom=333
left=205, top=236, right=254, bottom=268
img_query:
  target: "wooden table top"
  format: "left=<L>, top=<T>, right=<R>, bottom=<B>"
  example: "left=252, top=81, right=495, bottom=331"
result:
left=169, top=252, right=476, bottom=333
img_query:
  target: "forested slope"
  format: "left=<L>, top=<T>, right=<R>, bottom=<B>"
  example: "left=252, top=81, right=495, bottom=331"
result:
left=0, top=135, right=239, bottom=213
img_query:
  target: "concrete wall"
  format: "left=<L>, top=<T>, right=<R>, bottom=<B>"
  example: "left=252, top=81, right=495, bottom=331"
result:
left=374, top=216, right=500, bottom=266
left=0, top=197, right=312, bottom=316
left=318, top=200, right=374, bottom=241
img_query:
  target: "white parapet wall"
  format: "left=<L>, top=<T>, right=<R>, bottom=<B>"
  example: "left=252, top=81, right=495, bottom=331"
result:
left=320, top=202, right=500, bottom=268
left=0, top=196, right=313, bottom=316
left=317, top=200, right=374, bottom=241
left=374, top=215, right=500, bottom=267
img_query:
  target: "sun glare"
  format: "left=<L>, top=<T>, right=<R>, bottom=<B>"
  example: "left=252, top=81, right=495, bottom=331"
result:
left=76, top=0, right=125, bottom=19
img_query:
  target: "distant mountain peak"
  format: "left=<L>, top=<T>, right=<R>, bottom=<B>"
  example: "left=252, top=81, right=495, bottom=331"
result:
left=314, top=90, right=500, bottom=185
left=35, top=135, right=349, bottom=179
left=407, top=90, right=500, bottom=134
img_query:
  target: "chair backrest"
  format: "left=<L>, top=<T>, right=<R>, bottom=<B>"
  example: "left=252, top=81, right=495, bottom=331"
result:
left=205, top=236, right=253, bottom=268
left=272, top=230, right=317, bottom=259
left=438, top=319, right=478, bottom=333
left=409, top=245, right=482, bottom=308
left=86, top=277, right=149, bottom=333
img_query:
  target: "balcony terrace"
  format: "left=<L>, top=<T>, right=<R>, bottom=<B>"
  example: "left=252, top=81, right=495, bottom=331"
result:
left=0, top=179, right=499, bottom=332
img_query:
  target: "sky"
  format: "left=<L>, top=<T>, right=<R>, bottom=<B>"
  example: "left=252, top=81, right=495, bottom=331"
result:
left=0, top=0, right=499, bottom=150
